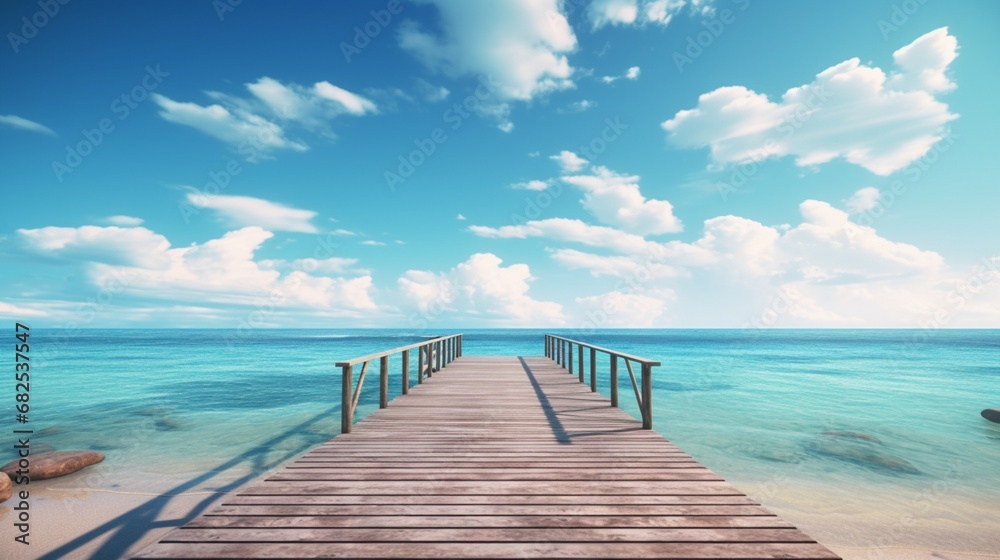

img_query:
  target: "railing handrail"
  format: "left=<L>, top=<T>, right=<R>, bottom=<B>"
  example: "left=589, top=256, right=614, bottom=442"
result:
left=545, top=334, right=660, bottom=366
left=338, top=333, right=463, bottom=433
left=335, top=333, right=462, bottom=367
left=544, top=333, right=656, bottom=429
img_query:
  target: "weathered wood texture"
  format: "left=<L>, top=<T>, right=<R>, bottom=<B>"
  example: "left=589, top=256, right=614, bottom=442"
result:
left=134, top=356, right=839, bottom=559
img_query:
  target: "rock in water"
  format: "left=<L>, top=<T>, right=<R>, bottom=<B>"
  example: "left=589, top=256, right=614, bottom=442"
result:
left=0, top=472, right=11, bottom=502
left=0, top=451, right=104, bottom=481
left=821, top=430, right=882, bottom=443
left=806, top=441, right=920, bottom=475
left=982, top=409, right=1000, bottom=424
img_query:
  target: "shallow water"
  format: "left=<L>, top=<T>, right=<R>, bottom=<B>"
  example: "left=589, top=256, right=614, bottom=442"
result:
left=3, top=328, right=999, bottom=554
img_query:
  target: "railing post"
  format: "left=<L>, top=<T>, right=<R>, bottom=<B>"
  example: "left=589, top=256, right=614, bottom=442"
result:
left=642, top=363, right=653, bottom=429
left=436, top=340, right=442, bottom=371
left=568, top=343, right=574, bottom=375
left=402, top=349, right=409, bottom=394
left=610, top=355, right=618, bottom=408
left=590, top=347, right=597, bottom=392
left=418, top=346, right=425, bottom=384
left=458, top=334, right=462, bottom=356
left=341, top=364, right=353, bottom=433
left=379, top=355, right=389, bottom=408
left=578, top=345, right=584, bottom=383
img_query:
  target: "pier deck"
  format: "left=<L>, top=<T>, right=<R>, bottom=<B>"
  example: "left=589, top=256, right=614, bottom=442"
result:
left=134, top=355, right=839, bottom=559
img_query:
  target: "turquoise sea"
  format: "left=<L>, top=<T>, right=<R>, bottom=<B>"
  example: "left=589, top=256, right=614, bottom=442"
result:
left=3, top=329, right=999, bottom=558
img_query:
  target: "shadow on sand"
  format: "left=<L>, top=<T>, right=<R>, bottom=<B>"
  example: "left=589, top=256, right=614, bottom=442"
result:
left=39, top=405, right=340, bottom=560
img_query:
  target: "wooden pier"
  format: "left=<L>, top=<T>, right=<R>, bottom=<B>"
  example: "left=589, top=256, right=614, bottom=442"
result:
left=134, top=334, right=839, bottom=559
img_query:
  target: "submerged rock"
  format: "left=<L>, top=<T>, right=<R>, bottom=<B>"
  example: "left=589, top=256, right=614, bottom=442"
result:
left=155, top=417, right=182, bottom=431
left=135, top=406, right=173, bottom=417
left=0, top=451, right=104, bottom=481
left=0, top=472, right=10, bottom=502
left=821, top=430, right=882, bottom=443
left=982, top=409, right=1000, bottom=424
left=37, top=426, right=61, bottom=436
left=806, top=440, right=919, bottom=475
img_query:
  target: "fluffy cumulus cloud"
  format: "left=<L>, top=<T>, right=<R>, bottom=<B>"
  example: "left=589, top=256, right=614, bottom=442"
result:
left=0, top=114, right=56, bottom=136
left=549, top=150, right=588, bottom=172
left=153, top=76, right=377, bottom=159
left=467, top=154, right=998, bottom=326
left=561, top=166, right=682, bottom=235
left=398, top=0, right=576, bottom=104
left=398, top=253, right=564, bottom=325
left=588, top=0, right=695, bottom=29
left=16, top=224, right=377, bottom=317
left=17, top=225, right=172, bottom=268
left=185, top=193, right=319, bottom=233
left=662, top=27, right=959, bottom=175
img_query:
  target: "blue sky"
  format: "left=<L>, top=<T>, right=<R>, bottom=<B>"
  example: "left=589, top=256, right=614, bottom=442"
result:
left=1, top=0, right=998, bottom=328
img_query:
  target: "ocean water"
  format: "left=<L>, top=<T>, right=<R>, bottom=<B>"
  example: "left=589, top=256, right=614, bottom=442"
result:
left=3, top=328, right=999, bottom=555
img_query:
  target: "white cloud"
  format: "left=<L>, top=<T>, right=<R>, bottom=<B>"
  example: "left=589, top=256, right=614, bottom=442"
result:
left=663, top=27, right=959, bottom=176
left=312, top=81, right=378, bottom=116
left=331, top=228, right=357, bottom=236
left=185, top=193, right=318, bottom=233
left=888, top=27, right=958, bottom=93
left=398, top=253, right=563, bottom=325
left=361, top=240, right=387, bottom=246
left=456, top=213, right=467, bottom=220
left=0, top=114, right=56, bottom=136
left=18, top=225, right=171, bottom=268
left=551, top=248, right=680, bottom=279
left=589, top=0, right=690, bottom=29
left=0, top=302, right=49, bottom=318
left=103, top=215, right=144, bottom=227
left=562, top=166, right=683, bottom=235
left=601, top=65, right=641, bottom=83
left=398, top=1, right=576, bottom=102
left=152, top=93, right=307, bottom=159
left=588, top=0, right=639, bottom=28
left=470, top=218, right=666, bottom=256
left=415, top=78, right=451, bottom=102
left=845, top=187, right=880, bottom=214
left=153, top=77, right=376, bottom=158
left=288, top=257, right=364, bottom=275
left=549, top=150, right=588, bottom=172
left=561, top=99, right=596, bottom=113
left=51, top=226, right=379, bottom=313
left=575, top=290, right=670, bottom=327
left=510, top=179, right=553, bottom=191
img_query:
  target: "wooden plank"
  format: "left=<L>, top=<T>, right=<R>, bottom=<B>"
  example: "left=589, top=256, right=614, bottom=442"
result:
left=133, top=355, right=839, bottom=560
left=189, top=514, right=795, bottom=529
left=135, top=541, right=841, bottom=559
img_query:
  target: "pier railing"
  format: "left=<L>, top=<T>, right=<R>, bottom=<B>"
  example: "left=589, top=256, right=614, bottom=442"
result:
left=544, top=334, right=659, bottom=429
left=336, top=333, right=462, bottom=433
